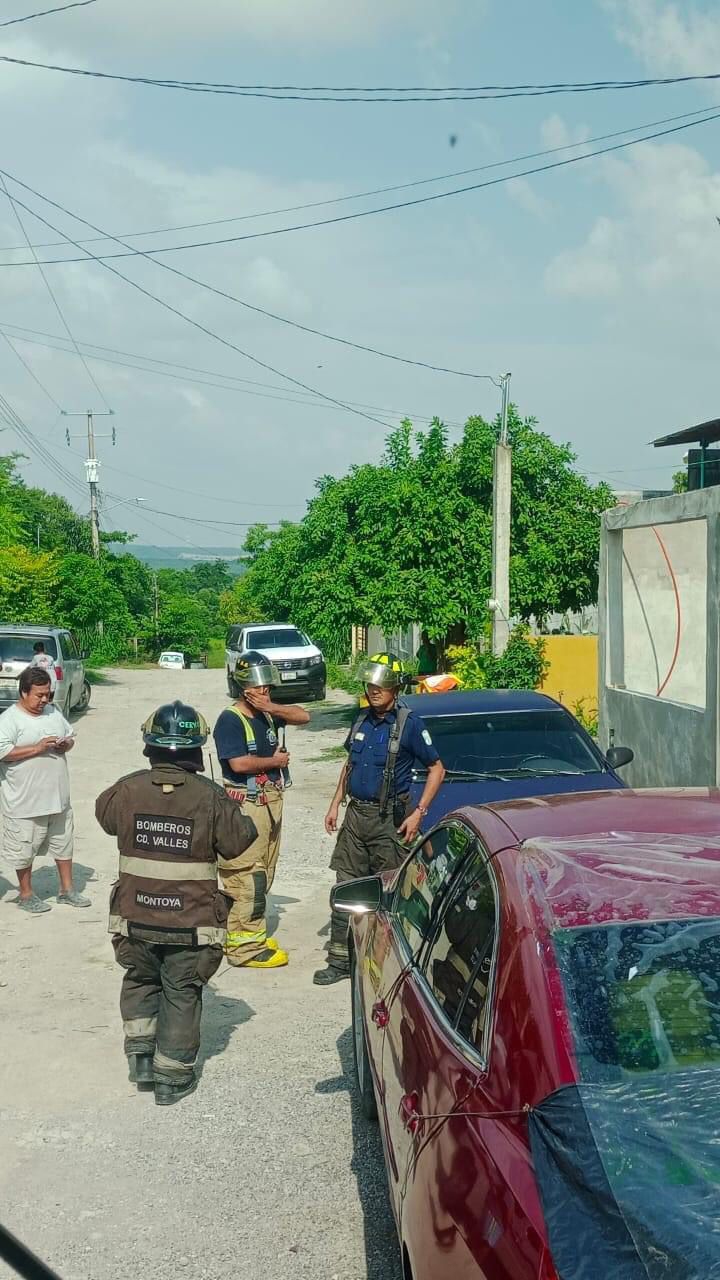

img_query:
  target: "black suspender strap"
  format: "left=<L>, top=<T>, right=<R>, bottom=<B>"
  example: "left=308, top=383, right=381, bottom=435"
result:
left=378, top=707, right=411, bottom=819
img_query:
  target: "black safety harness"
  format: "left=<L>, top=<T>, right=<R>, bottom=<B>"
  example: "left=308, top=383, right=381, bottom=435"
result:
left=346, top=705, right=411, bottom=818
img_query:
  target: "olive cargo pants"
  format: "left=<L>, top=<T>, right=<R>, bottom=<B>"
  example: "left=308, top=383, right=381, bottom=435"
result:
left=112, top=936, right=223, bottom=1084
left=326, top=797, right=409, bottom=973
left=219, top=789, right=283, bottom=964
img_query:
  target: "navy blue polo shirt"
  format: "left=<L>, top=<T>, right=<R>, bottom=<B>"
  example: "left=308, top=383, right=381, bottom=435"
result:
left=344, top=708, right=439, bottom=802
left=213, top=709, right=283, bottom=785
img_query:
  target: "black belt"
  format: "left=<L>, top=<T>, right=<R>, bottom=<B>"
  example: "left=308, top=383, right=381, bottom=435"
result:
left=349, top=793, right=409, bottom=809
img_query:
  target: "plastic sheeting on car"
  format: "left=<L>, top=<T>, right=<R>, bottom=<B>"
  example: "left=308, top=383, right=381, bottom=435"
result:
left=529, top=1069, right=720, bottom=1279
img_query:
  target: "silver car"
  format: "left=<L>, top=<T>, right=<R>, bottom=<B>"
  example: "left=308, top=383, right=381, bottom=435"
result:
left=0, top=625, right=91, bottom=716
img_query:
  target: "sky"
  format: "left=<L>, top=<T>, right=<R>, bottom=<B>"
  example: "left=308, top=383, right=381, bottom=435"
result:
left=1, top=0, right=720, bottom=547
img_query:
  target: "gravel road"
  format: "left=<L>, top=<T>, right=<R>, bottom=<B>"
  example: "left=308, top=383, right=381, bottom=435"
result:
left=0, top=669, right=402, bottom=1280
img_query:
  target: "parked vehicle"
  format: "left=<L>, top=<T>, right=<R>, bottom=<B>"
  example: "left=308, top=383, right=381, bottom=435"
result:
left=0, top=625, right=90, bottom=716
left=337, top=789, right=720, bottom=1280
left=402, top=689, right=632, bottom=824
left=158, top=650, right=185, bottom=670
left=225, top=623, right=326, bottom=701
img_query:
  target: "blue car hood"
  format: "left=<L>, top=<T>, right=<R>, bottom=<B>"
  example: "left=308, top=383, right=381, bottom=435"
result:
left=411, top=770, right=624, bottom=828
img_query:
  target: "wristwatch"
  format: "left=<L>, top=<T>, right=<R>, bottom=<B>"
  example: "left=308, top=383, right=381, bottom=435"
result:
left=417, top=804, right=429, bottom=818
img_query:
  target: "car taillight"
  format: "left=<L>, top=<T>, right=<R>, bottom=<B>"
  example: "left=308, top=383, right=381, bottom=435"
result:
left=54, top=665, right=63, bottom=681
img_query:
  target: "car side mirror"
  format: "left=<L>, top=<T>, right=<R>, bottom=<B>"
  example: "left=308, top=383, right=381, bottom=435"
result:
left=331, top=876, right=383, bottom=915
left=606, top=745, right=634, bottom=770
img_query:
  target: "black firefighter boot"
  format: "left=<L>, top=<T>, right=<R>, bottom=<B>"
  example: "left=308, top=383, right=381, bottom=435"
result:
left=313, top=907, right=351, bottom=986
left=313, top=964, right=349, bottom=985
left=155, top=1076, right=198, bottom=1107
left=129, top=1053, right=155, bottom=1092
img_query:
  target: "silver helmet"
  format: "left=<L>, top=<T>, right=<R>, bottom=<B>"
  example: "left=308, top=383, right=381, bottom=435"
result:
left=359, top=654, right=403, bottom=690
left=234, top=649, right=280, bottom=689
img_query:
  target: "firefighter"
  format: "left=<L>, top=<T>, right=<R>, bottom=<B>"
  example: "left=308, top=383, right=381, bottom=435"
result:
left=95, top=701, right=257, bottom=1106
left=313, top=654, right=446, bottom=986
left=213, top=650, right=310, bottom=970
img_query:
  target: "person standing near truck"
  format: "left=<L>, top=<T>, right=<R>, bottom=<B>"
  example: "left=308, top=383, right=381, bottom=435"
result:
left=213, top=651, right=310, bottom=970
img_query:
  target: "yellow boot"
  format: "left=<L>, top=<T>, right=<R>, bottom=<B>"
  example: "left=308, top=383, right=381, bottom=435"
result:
left=245, top=946, right=289, bottom=969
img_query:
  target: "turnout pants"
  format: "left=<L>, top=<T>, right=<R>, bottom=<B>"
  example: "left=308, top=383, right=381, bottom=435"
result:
left=219, top=789, right=284, bottom=965
left=112, top=936, right=223, bottom=1084
left=327, top=796, right=409, bottom=973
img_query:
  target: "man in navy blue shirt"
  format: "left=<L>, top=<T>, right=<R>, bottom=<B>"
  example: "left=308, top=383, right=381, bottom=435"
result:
left=314, top=655, right=445, bottom=986
left=213, top=650, right=309, bottom=970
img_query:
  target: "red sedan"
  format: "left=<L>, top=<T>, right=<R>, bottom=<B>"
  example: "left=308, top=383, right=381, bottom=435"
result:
left=333, top=789, right=720, bottom=1280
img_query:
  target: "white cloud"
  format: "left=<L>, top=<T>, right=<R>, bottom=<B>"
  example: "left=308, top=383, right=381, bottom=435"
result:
left=35, top=0, right=465, bottom=53
left=602, top=0, right=720, bottom=74
left=545, top=141, right=720, bottom=303
left=540, top=114, right=591, bottom=151
left=507, top=177, right=551, bottom=219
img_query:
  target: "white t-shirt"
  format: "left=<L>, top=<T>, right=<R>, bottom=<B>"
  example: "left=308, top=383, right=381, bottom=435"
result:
left=0, top=703, right=74, bottom=819
left=30, top=653, right=57, bottom=693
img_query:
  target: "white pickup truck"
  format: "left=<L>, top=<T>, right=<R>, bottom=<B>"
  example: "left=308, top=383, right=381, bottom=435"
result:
left=225, top=622, right=327, bottom=702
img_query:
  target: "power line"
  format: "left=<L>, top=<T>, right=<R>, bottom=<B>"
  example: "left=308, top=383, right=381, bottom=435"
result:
left=0, top=327, right=64, bottom=410
left=0, top=322, right=460, bottom=426
left=4, top=106, right=720, bottom=272
left=0, top=392, right=87, bottom=497
left=3, top=54, right=720, bottom=100
left=1, top=102, right=715, bottom=253
left=0, top=178, right=401, bottom=430
left=0, top=174, right=111, bottom=410
left=0, top=0, right=97, bottom=28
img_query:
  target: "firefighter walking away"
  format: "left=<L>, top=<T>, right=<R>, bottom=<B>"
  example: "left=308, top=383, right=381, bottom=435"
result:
left=95, top=701, right=257, bottom=1106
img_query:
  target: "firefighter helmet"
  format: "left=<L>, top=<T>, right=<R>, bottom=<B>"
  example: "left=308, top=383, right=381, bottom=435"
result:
left=360, top=652, right=404, bottom=689
left=234, top=649, right=280, bottom=689
left=141, top=700, right=209, bottom=750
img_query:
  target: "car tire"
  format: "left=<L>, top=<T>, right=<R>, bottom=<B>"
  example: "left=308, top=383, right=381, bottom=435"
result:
left=227, top=672, right=240, bottom=699
left=315, top=685, right=327, bottom=702
left=76, top=679, right=91, bottom=713
left=351, top=949, right=378, bottom=1121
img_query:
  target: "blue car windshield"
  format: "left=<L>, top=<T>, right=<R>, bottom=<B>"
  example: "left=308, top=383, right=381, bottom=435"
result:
left=419, top=709, right=602, bottom=776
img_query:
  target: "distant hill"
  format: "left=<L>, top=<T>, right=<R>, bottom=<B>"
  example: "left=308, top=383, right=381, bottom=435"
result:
left=115, top=544, right=245, bottom=574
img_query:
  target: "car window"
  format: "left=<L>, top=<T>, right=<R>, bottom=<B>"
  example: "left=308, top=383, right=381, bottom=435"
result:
left=555, top=917, right=720, bottom=1082
left=0, top=633, right=58, bottom=661
left=419, top=709, right=602, bottom=776
left=246, top=627, right=310, bottom=648
left=61, top=632, right=78, bottom=658
left=421, top=851, right=499, bottom=1053
left=393, top=824, right=475, bottom=955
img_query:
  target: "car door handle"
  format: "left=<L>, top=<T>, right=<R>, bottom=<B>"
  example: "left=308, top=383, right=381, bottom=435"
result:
left=400, top=1092, right=422, bottom=1136
left=371, top=999, right=389, bottom=1028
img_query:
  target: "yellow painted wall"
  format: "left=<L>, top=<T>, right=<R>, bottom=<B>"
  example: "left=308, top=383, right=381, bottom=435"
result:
left=539, top=635, right=598, bottom=711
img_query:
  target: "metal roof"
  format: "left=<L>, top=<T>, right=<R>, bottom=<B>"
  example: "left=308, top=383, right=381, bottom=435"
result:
left=652, top=418, right=720, bottom=448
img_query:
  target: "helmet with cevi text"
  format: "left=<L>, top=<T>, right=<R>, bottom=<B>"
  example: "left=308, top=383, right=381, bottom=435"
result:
left=360, top=652, right=404, bottom=689
left=141, top=700, right=209, bottom=751
left=234, top=649, right=280, bottom=689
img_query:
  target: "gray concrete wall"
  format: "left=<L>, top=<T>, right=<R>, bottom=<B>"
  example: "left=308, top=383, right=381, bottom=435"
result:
left=599, top=488, right=720, bottom=789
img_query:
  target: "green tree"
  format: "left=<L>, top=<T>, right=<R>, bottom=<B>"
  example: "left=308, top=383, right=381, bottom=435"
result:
left=673, top=469, right=689, bottom=493
left=103, top=553, right=153, bottom=620
left=151, top=594, right=212, bottom=655
left=0, top=546, right=58, bottom=621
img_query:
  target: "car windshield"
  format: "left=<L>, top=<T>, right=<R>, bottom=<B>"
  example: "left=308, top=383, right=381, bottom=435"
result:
left=554, top=917, right=720, bottom=1082
left=247, top=627, right=309, bottom=648
left=417, top=709, right=602, bottom=777
left=0, top=633, right=58, bottom=662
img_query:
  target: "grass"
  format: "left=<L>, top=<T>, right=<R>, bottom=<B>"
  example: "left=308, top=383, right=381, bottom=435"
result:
left=207, top=637, right=225, bottom=670
left=308, top=744, right=349, bottom=762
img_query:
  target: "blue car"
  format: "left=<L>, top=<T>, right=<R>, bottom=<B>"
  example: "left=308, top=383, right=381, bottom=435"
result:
left=404, top=689, right=633, bottom=826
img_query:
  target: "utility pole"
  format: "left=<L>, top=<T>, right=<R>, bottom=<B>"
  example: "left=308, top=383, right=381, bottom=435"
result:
left=491, top=373, right=512, bottom=656
left=62, top=408, right=115, bottom=559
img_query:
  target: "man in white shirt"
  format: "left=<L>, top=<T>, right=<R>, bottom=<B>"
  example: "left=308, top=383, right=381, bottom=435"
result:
left=0, top=666, right=90, bottom=914
left=30, top=640, right=57, bottom=699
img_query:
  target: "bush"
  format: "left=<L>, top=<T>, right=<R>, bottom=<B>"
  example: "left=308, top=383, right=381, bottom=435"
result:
left=572, top=697, right=598, bottom=738
left=326, top=655, right=365, bottom=696
left=483, top=625, right=548, bottom=690
left=445, top=644, right=486, bottom=690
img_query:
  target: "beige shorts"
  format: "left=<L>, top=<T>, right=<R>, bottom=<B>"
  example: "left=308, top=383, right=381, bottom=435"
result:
left=3, top=808, right=75, bottom=870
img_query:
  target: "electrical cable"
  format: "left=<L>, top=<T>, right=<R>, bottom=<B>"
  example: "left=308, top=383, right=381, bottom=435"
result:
left=0, top=175, right=112, bottom=410
left=2, top=101, right=715, bottom=253
left=0, top=0, right=97, bottom=28
left=0, top=180, right=400, bottom=430
left=3, top=54, right=720, bottom=100
left=0, top=323, right=466, bottom=422
left=4, top=106, right=720, bottom=272
left=0, top=327, right=64, bottom=410
left=0, top=393, right=87, bottom=496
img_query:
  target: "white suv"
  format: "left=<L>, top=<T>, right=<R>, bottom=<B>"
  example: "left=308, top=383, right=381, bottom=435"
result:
left=225, top=623, right=326, bottom=702
left=0, top=625, right=90, bottom=717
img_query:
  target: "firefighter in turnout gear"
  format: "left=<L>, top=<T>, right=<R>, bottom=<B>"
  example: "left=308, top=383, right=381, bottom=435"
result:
left=95, top=701, right=257, bottom=1106
left=313, top=655, right=445, bottom=986
left=213, top=650, right=310, bottom=970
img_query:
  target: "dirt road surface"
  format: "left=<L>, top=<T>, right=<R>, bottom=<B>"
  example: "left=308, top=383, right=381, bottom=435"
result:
left=0, top=669, right=402, bottom=1280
